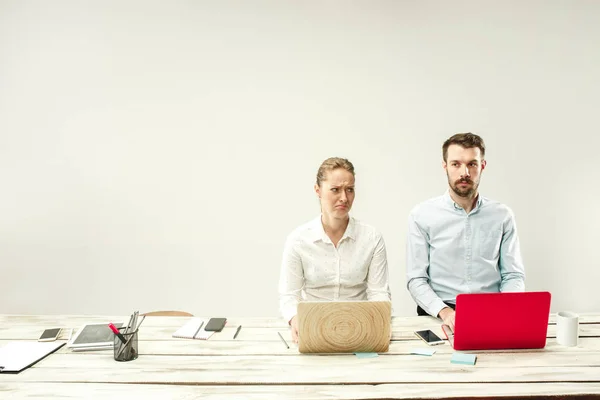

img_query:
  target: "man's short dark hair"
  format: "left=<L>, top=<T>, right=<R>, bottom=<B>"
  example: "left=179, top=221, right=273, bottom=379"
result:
left=442, top=133, right=486, bottom=162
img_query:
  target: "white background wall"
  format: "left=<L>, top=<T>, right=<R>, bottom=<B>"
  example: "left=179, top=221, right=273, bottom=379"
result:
left=1, top=0, right=599, bottom=317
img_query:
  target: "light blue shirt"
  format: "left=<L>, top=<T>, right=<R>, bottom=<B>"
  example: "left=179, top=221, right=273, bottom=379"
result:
left=406, top=191, right=525, bottom=317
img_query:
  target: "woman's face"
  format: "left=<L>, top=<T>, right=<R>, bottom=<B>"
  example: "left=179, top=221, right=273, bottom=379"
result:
left=315, top=168, right=355, bottom=220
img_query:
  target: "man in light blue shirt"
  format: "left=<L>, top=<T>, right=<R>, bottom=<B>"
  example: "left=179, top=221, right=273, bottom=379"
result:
left=406, top=133, right=525, bottom=330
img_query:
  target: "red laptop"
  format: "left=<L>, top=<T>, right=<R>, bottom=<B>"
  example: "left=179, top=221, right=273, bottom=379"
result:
left=442, top=291, right=551, bottom=351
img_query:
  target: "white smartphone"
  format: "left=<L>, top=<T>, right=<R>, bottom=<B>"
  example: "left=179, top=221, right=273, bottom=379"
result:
left=414, top=329, right=445, bottom=345
left=38, top=328, right=61, bottom=342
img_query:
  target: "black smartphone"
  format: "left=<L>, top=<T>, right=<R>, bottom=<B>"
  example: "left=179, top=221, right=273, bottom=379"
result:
left=205, top=318, right=227, bottom=332
left=38, top=328, right=61, bottom=342
left=414, top=329, right=445, bottom=345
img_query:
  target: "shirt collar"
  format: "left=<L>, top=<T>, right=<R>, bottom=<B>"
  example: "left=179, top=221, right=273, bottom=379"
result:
left=310, top=215, right=356, bottom=243
left=443, top=189, right=484, bottom=212
left=343, top=217, right=356, bottom=241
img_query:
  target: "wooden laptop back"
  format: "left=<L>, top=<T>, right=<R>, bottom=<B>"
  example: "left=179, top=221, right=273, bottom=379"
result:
left=297, top=301, right=391, bottom=354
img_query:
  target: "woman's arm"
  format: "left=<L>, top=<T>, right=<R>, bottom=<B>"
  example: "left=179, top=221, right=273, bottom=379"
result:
left=366, top=233, right=391, bottom=301
left=278, top=234, right=304, bottom=323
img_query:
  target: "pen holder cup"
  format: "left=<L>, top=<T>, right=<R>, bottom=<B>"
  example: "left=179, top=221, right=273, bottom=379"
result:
left=114, top=327, right=138, bottom=362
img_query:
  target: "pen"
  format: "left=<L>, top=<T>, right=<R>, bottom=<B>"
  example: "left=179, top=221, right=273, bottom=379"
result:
left=277, top=331, right=289, bottom=349
left=233, top=325, right=242, bottom=339
left=124, top=313, right=134, bottom=335
left=192, top=321, right=205, bottom=339
left=109, top=323, right=127, bottom=345
left=136, top=315, right=146, bottom=331
left=131, top=311, right=139, bottom=333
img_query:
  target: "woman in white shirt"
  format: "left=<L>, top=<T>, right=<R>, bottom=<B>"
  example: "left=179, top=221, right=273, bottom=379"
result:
left=278, top=157, right=391, bottom=343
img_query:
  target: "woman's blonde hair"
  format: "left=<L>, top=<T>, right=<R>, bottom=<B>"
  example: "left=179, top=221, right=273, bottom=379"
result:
left=316, top=157, right=355, bottom=187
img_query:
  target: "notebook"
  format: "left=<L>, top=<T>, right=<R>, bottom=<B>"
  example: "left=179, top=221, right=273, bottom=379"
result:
left=0, top=341, right=65, bottom=373
left=67, top=322, right=124, bottom=351
left=442, top=291, right=551, bottom=350
left=297, top=300, right=392, bottom=354
left=172, top=318, right=214, bottom=340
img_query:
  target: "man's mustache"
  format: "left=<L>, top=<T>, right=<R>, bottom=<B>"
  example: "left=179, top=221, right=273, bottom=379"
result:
left=455, top=178, right=473, bottom=184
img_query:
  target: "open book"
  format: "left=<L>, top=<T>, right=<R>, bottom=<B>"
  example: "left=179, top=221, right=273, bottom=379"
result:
left=172, top=318, right=214, bottom=340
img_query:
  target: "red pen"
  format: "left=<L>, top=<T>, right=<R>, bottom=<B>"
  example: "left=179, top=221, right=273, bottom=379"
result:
left=109, top=323, right=127, bottom=345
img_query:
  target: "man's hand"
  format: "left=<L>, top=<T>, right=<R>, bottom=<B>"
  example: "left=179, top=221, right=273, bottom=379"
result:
left=289, top=316, right=299, bottom=343
left=438, top=307, right=455, bottom=332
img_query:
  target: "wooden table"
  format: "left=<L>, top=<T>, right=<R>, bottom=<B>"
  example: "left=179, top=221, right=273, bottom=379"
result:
left=1, top=314, right=599, bottom=399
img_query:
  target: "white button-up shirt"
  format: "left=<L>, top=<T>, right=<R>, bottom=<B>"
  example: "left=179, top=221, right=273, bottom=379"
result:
left=279, top=215, right=391, bottom=322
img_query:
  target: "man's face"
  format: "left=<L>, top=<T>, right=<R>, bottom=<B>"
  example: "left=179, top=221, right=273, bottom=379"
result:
left=444, top=144, right=486, bottom=198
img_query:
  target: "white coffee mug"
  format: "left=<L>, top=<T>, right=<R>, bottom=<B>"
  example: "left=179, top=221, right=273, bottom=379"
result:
left=556, top=311, right=579, bottom=347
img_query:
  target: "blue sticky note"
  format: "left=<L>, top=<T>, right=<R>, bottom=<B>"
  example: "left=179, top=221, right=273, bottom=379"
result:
left=451, top=352, right=477, bottom=365
left=410, top=348, right=436, bottom=356
left=354, top=352, right=378, bottom=359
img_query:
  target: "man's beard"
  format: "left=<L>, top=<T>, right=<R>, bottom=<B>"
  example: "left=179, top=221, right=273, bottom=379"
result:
left=448, top=175, right=478, bottom=198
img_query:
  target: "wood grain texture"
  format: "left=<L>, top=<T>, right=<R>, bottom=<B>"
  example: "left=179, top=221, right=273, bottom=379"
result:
left=297, top=301, right=391, bottom=353
left=1, top=336, right=599, bottom=357
left=2, top=382, right=600, bottom=400
left=2, top=322, right=599, bottom=343
left=1, top=313, right=600, bottom=399
left=4, top=359, right=600, bottom=385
